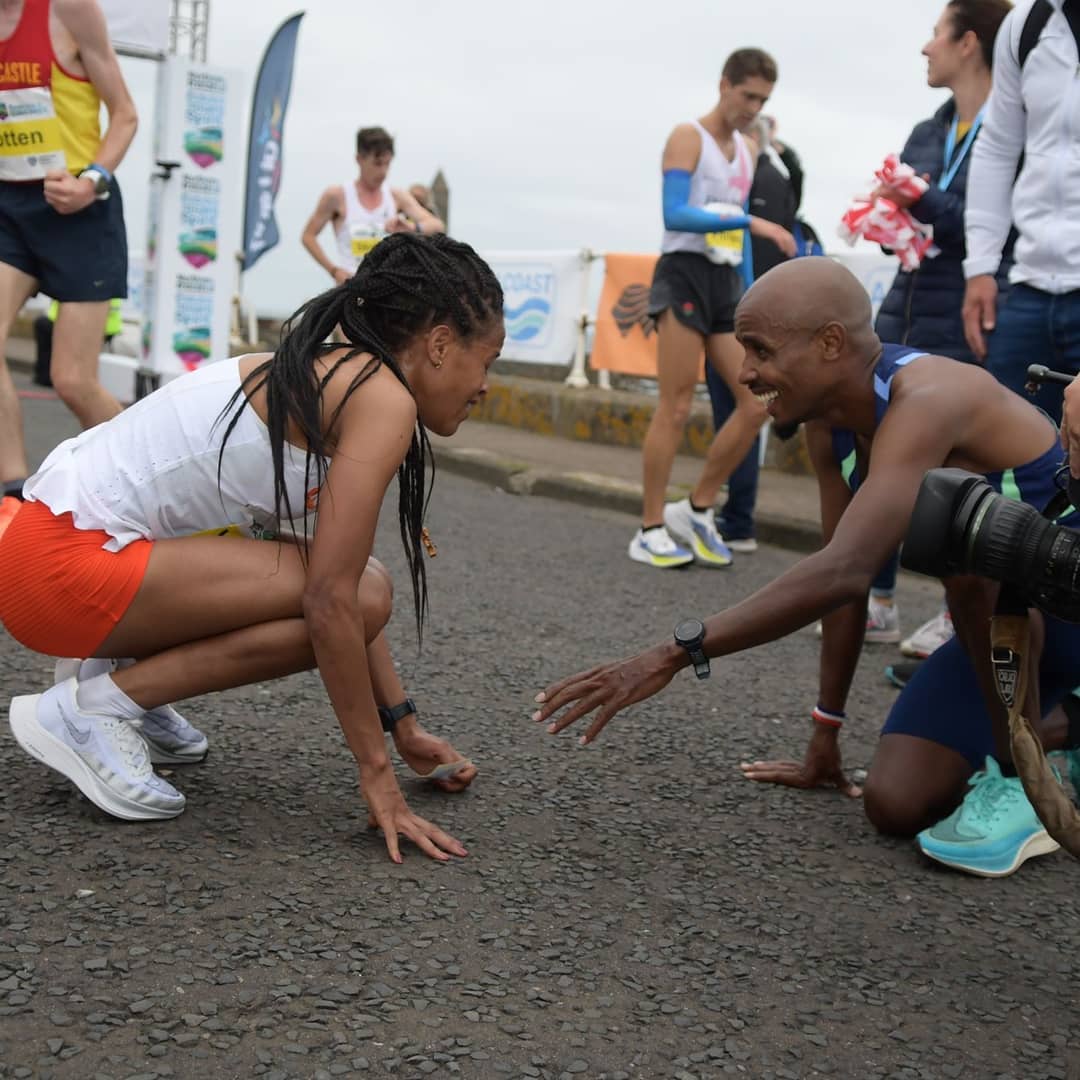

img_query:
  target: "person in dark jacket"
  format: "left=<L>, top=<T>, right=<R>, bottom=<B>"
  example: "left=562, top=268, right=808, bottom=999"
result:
left=874, top=0, right=1013, bottom=362
left=871, top=0, right=1014, bottom=668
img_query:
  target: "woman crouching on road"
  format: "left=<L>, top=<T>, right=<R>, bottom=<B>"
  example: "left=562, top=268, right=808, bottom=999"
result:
left=0, top=232, right=503, bottom=863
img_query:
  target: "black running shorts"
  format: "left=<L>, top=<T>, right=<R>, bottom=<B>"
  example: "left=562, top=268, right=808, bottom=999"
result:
left=648, top=252, right=743, bottom=337
left=0, top=178, right=128, bottom=302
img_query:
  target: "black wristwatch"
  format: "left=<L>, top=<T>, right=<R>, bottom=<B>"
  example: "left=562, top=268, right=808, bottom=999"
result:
left=377, top=697, right=416, bottom=733
left=674, top=618, right=710, bottom=680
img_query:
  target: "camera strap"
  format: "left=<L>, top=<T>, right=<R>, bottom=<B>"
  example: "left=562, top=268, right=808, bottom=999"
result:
left=991, top=584, right=1080, bottom=857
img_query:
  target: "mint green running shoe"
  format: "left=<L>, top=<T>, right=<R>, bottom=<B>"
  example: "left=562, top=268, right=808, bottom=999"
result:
left=917, top=757, right=1061, bottom=878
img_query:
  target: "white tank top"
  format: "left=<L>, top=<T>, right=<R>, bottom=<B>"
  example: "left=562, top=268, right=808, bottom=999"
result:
left=24, top=357, right=323, bottom=551
left=662, top=121, right=754, bottom=262
left=334, top=180, right=397, bottom=273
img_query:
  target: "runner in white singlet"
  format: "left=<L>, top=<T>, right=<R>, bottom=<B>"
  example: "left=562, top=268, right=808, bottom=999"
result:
left=302, top=126, right=446, bottom=285
left=0, top=233, right=502, bottom=864
left=631, top=49, right=796, bottom=572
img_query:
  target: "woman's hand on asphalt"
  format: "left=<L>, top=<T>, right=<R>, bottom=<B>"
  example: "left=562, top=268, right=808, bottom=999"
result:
left=739, top=724, right=862, bottom=798
left=359, top=761, right=468, bottom=863
left=393, top=721, right=478, bottom=793
left=533, top=645, right=677, bottom=744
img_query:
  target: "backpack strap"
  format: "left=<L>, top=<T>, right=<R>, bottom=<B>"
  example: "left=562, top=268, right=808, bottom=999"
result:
left=1018, top=0, right=1053, bottom=69
left=1064, top=0, right=1080, bottom=54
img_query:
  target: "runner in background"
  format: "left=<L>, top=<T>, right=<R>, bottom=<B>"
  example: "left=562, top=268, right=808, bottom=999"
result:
left=631, top=49, right=796, bottom=570
left=0, top=0, right=138, bottom=522
left=301, top=126, right=445, bottom=286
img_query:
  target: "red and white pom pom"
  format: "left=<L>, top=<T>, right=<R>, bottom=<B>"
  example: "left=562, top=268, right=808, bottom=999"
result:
left=874, top=153, right=929, bottom=202
left=838, top=155, right=936, bottom=270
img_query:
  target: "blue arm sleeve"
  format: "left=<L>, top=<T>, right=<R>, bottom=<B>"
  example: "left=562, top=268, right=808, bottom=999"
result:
left=662, top=169, right=751, bottom=233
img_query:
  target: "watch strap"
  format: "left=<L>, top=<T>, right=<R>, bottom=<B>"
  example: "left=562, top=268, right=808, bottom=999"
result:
left=688, top=647, right=710, bottom=680
left=377, top=697, right=416, bottom=733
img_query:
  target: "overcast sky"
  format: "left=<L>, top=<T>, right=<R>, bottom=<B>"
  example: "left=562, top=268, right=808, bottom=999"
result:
left=115, top=0, right=955, bottom=317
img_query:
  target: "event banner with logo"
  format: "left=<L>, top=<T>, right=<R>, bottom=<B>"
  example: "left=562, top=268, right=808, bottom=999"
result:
left=591, top=253, right=678, bottom=378
left=98, top=0, right=169, bottom=56
left=142, top=56, right=244, bottom=380
left=482, top=251, right=587, bottom=367
left=242, top=13, right=305, bottom=271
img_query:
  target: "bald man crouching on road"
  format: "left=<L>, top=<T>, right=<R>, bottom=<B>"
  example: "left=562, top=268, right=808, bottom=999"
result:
left=535, top=256, right=1080, bottom=879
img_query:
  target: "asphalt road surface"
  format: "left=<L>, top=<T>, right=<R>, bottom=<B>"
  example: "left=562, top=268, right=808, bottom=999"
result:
left=0, top=383, right=1077, bottom=1080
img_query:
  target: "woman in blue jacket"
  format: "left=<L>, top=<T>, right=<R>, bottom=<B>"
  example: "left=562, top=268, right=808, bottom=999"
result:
left=870, top=0, right=1015, bottom=668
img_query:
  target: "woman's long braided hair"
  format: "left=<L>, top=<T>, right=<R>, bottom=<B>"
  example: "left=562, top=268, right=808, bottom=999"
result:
left=216, top=232, right=503, bottom=638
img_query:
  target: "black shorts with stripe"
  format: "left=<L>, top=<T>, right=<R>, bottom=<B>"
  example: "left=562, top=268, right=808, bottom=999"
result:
left=647, top=251, right=744, bottom=337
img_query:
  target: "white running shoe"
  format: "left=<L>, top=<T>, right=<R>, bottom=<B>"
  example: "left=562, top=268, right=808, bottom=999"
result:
left=9, top=677, right=186, bottom=820
left=864, top=596, right=901, bottom=644
left=628, top=526, right=694, bottom=568
left=900, top=609, right=954, bottom=658
left=815, top=595, right=902, bottom=642
left=54, top=659, right=209, bottom=764
left=662, top=498, right=733, bottom=567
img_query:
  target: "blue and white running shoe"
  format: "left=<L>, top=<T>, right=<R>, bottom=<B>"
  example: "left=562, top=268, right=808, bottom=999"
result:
left=628, top=525, right=694, bottom=569
left=917, top=757, right=1060, bottom=878
left=663, top=498, right=733, bottom=567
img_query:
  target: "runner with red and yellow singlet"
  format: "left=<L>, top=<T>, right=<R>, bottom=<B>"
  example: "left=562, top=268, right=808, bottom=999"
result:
left=0, top=0, right=138, bottom=526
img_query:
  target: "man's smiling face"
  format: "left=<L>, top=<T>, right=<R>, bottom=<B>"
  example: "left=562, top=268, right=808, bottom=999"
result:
left=735, top=308, right=822, bottom=429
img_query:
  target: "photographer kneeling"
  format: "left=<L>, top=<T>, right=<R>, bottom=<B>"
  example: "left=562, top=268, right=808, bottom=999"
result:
left=534, top=257, right=1080, bottom=879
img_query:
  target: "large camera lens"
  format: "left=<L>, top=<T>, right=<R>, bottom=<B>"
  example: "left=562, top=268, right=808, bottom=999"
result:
left=901, top=469, right=995, bottom=578
left=902, top=468, right=1080, bottom=622
left=968, top=493, right=1054, bottom=582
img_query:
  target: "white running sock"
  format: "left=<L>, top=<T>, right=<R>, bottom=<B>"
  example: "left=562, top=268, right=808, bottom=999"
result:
left=76, top=673, right=145, bottom=722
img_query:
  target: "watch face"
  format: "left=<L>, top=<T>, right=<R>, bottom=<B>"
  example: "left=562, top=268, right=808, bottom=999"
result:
left=674, top=618, right=705, bottom=645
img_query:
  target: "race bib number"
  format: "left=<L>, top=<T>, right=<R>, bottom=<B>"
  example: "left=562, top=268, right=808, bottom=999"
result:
left=190, top=524, right=247, bottom=539
left=189, top=521, right=277, bottom=540
left=702, top=201, right=745, bottom=267
left=0, top=86, right=65, bottom=180
left=705, top=228, right=744, bottom=262
left=350, top=229, right=384, bottom=259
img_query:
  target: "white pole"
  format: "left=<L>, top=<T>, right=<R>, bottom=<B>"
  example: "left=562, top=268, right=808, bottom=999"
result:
left=563, top=248, right=594, bottom=389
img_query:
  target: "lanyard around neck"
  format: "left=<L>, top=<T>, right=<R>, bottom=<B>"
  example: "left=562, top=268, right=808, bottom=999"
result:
left=938, top=109, right=984, bottom=191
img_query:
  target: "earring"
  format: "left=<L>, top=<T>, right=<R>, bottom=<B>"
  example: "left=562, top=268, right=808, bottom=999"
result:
left=433, top=358, right=444, bottom=369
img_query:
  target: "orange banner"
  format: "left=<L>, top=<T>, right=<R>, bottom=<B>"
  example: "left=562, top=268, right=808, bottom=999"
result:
left=589, top=253, right=703, bottom=379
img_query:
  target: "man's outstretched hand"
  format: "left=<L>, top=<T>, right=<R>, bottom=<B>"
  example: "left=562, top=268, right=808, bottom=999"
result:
left=533, top=645, right=679, bottom=744
left=740, top=725, right=862, bottom=798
